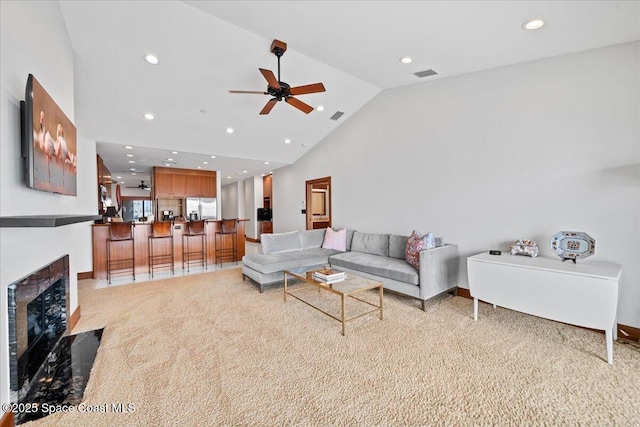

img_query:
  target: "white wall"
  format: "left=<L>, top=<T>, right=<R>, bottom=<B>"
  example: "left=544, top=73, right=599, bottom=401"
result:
left=274, top=42, right=640, bottom=328
left=221, top=182, right=239, bottom=218
left=0, top=1, right=97, bottom=407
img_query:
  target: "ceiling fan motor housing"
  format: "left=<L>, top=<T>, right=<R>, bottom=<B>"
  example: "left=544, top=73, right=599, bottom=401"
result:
left=268, top=81, right=290, bottom=100
left=270, top=39, right=287, bottom=57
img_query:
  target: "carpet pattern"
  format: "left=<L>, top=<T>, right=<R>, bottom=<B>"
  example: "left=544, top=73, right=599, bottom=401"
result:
left=24, top=268, right=640, bottom=426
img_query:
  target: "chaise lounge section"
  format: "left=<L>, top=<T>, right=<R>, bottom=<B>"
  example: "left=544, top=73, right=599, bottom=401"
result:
left=242, top=228, right=459, bottom=310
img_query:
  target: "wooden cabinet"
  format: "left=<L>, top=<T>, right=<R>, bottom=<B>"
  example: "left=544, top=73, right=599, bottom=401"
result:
left=185, top=175, right=216, bottom=197
left=263, top=175, right=272, bottom=209
left=153, top=172, right=185, bottom=198
left=200, top=176, right=216, bottom=197
left=261, top=221, right=273, bottom=234
left=185, top=175, right=201, bottom=197
left=153, top=173, right=172, bottom=198
left=171, top=174, right=186, bottom=198
left=153, top=167, right=216, bottom=199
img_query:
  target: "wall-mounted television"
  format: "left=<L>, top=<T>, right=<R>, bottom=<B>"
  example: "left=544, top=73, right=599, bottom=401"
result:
left=21, top=74, right=77, bottom=196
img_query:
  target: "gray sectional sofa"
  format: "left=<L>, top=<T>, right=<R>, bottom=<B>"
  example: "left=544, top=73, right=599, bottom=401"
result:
left=242, top=228, right=459, bottom=310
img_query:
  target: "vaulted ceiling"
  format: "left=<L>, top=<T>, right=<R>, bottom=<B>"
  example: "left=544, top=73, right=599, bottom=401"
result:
left=58, top=1, right=639, bottom=187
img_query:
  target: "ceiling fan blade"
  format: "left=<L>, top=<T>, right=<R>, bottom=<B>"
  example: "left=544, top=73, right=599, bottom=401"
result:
left=289, top=83, right=326, bottom=96
left=228, top=90, right=269, bottom=94
left=259, top=98, right=278, bottom=115
left=285, top=97, right=314, bottom=114
left=259, top=68, right=281, bottom=90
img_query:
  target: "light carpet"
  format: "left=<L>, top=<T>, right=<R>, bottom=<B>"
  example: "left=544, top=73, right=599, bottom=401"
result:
left=24, top=268, right=640, bottom=426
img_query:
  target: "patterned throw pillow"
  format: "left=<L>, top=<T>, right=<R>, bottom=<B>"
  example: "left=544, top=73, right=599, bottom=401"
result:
left=405, top=230, right=436, bottom=269
left=322, top=227, right=347, bottom=252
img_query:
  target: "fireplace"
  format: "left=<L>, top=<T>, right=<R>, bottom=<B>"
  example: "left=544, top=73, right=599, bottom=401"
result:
left=8, top=255, right=70, bottom=400
left=7, top=255, right=104, bottom=424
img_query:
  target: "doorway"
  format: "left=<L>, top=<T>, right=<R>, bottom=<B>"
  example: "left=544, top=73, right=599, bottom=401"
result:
left=305, top=177, right=331, bottom=230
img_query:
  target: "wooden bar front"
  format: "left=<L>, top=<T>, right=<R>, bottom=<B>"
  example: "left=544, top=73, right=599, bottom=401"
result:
left=92, top=219, right=246, bottom=279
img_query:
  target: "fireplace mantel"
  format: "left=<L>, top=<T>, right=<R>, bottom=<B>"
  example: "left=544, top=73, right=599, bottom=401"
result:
left=0, top=215, right=100, bottom=228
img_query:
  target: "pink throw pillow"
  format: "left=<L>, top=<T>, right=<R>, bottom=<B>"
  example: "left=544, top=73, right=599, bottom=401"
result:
left=322, top=227, right=346, bottom=252
left=405, top=230, right=435, bottom=269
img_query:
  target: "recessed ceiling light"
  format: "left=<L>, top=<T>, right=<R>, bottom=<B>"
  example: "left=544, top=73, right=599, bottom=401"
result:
left=522, top=18, right=545, bottom=30
left=128, top=160, right=135, bottom=164
left=316, top=106, right=324, bottom=111
left=269, top=171, right=273, bottom=174
left=124, top=146, right=133, bottom=150
left=126, top=154, right=134, bottom=157
left=144, top=113, right=154, bottom=120
left=227, top=176, right=231, bottom=179
left=226, top=127, right=234, bottom=134
left=171, top=151, right=178, bottom=154
left=242, top=170, right=247, bottom=174
left=210, top=155, right=216, bottom=159
left=261, top=174, right=265, bottom=177
left=197, top=166, right=202, bottom=169
left=131, top=173, right=137, bottom=176
left=284, top=139, right=291, bottom=144
left=164, top=163, right=172, bottom=167
left=400, top=57, right=413, bottom=64
left=144, top=54, right=159, bottom=65
left=116, top=176, right=122, bottom=179
left=130, top=168, right=136, bottom=171
left=264, top=161, right=270, bottom=165
left=120, top=181, right=125, bottom=184
left=167, top=158, right=174, bottom=161
left=202, top=161, right=208, bottom=165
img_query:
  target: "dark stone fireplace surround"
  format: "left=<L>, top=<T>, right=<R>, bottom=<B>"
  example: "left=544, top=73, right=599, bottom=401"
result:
left=8, top=255, right=70, bottom=401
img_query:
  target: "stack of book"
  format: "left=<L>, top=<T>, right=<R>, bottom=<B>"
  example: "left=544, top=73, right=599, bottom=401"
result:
left=312, top=269, right=346, bottom=284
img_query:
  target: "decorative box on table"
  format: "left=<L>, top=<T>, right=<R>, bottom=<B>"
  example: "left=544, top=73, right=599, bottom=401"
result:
left=510, top=240, right=539, bottom=257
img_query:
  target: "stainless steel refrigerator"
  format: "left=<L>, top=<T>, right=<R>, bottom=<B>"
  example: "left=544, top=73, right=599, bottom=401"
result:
left=186, top=198, right=217, bottom=220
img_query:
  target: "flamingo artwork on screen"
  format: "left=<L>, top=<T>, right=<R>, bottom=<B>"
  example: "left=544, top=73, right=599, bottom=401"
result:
left=22, top=74, right=77, bottom=196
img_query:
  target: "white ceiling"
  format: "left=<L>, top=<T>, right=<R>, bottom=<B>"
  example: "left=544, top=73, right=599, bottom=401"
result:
left=58, top=1, right=639, bottom=189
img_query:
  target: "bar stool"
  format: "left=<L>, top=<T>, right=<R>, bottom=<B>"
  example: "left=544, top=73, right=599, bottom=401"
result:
left=148, top=221, right=174, bottom=278
left=215, top=219, right=238, bottom=267
left=106, top=221, right=135, bottom=284
left=183, top=220, right=206, bottom=272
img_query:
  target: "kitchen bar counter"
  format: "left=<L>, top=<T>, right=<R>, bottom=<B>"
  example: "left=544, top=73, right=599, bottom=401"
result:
left=91, top=219, right=247, bottom=279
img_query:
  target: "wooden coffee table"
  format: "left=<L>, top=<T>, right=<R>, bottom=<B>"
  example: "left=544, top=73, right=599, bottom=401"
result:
left=284, top=269, right=383, bottom=336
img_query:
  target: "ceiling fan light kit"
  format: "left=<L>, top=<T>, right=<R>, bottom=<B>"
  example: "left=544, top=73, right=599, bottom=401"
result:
left=229, top=39, right=326, bottom=115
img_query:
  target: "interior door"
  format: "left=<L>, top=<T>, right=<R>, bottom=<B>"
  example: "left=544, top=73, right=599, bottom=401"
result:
left=305, top=177, right=331, bottom=230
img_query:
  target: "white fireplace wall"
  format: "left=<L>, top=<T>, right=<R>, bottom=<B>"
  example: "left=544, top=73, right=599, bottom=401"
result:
left=0, top=1, right=96, bottom=409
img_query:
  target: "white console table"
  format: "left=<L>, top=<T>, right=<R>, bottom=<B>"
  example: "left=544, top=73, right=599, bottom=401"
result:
left=467, top=252, right=622, bottom=364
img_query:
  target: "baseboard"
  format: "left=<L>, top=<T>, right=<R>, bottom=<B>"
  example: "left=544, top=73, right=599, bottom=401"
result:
left=69, top=305, right=81, bottom=331
left=77, top=271, right=93, bottom=280
left=246, top=237, right=260, bottom=243
left=456, top=287, right=471, bottom=299
left=0, top=411, right=15, bottom=427
left=618, top=324, right=640, bottom=342
left=455, top=287, right=639, bottom=341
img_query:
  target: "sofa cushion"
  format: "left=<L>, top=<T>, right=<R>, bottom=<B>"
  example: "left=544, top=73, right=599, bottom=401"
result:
left=329, top=252, right=419, bottom=285
left=351, top=232, right=389, bottom=257
left=346, top=229, right=355, bottom=251
left=261, top=230, right=302, bottom=254
left=301, top=228, right=327, bottom=250
left=405, top=230, right=436, bottom=269
left=322, top=227, right=347, bottom=252
left=389, top=235, right=409, bottom=259
left=244, top=248, right=338, bottom=274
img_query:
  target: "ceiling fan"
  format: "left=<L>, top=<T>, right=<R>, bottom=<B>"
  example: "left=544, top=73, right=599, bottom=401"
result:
left=229, top=39, right=326, bottom=115
left=126, top=180, right=151, bottom=191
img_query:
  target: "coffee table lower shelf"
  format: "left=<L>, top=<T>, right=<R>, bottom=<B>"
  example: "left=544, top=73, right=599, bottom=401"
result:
left=284, top=270, right=383, bottom=336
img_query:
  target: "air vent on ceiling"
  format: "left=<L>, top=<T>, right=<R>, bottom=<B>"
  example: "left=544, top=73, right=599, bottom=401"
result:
left=414, top=69, right=438, bottom=78
left=330, top=111, right=344, bottom=121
